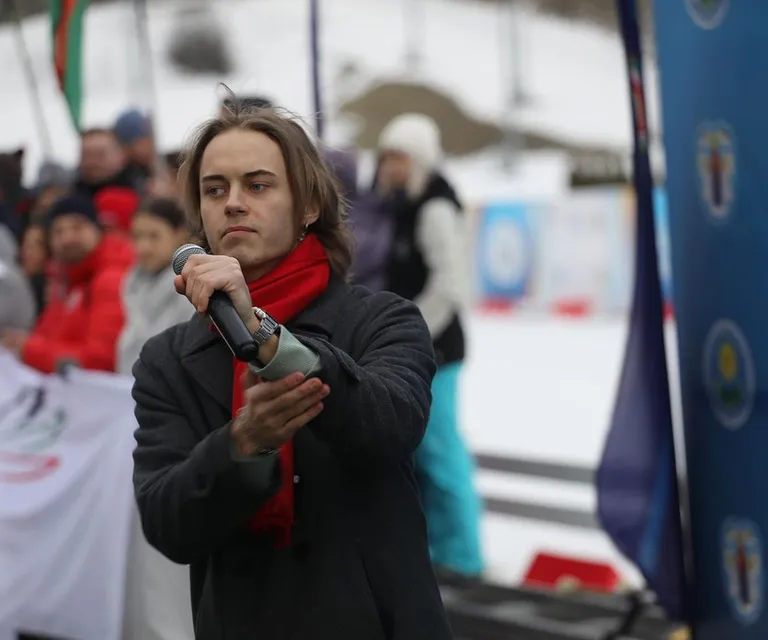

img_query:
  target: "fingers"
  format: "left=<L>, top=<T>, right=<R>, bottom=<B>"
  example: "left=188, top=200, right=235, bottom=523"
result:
left=246, top=372, right=306, bottom=403
left=282, top=380, right=329, bottom=415
left=180, top=255, right=242, bottom=314
left=244, top=374, right=329, bottom=426
left=281, top=401, right=325, bottom=434
left=274, top=381, right=329, bottom=424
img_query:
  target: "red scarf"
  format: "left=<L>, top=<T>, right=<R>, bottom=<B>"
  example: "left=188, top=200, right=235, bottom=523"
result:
left=231, top=234, right=330, bottom=547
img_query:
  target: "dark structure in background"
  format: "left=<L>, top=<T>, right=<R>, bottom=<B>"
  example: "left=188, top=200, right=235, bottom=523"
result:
left=340, top=82, right=633, bottom=187
left=167, top=3, right=233, bottom=75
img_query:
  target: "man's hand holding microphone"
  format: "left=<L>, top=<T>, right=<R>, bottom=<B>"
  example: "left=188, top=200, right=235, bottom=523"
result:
left=174, top=249, right=330, bottom=456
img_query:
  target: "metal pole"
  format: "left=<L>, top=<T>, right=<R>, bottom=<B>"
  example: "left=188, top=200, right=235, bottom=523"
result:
left=133, top=0, right=165, bottom=178
left=309, top=0, right=324, bottom=140
left=404, top=0, right=423, bottom=74
left=500, top=0, right=525, bottom=169
left=10, top=0, right=54, bottom=159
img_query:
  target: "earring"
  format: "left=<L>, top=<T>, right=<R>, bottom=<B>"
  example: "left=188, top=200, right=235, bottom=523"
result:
left=299, top=223, right=309, bottom=242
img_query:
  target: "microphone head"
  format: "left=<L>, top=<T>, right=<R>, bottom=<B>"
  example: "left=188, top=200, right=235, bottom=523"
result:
left=172, top=243, right=207, bottom=275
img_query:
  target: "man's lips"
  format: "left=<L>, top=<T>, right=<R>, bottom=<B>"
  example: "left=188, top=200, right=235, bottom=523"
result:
left=223, top=226, right=257, bottom=237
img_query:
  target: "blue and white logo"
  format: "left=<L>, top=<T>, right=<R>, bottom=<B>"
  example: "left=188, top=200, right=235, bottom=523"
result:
left=703, top=319, right=755, bottom=430
left=477, top=203, right=533, bottom=302
left=722, top=518, right=764, bottom=625
left=686, top=0, right=730, bottom=29
left=697, top=122, right=736, bottom=222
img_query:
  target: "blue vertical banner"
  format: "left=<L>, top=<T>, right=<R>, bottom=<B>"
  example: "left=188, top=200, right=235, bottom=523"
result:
left=597, top=0, right=687, bottom=622
left=655, top=1, right=767, bottom=637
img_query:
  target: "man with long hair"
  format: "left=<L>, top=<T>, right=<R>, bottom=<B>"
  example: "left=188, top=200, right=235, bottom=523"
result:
left=131, top=105, right=453, bottom=639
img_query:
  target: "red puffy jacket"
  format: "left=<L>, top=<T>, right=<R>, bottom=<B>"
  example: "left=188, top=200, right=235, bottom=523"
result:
left=22, top=234, right=134, bottom=373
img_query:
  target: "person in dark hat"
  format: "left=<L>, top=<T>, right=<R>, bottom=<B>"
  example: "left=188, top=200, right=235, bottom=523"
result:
left=114, top=108, right=156, bottom=182
left=0, top=193, right=134, bottom=373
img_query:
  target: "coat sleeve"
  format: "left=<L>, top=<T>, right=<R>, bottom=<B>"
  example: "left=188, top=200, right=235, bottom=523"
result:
left=22, top=268, right=126, bottom=373
left=132, top=341, right=281, bottom=564
left=297, top=292, right=436, bottom=462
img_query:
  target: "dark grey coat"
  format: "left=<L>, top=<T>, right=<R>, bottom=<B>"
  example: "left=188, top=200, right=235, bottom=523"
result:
left=131, top=277, right=453, bottom=640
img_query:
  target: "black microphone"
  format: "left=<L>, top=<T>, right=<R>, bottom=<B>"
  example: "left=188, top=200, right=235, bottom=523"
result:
left=172, top=244, right=260, bottom=362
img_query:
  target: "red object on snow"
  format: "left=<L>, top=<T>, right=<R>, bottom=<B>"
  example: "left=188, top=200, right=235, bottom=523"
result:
left=479, top=298, right=516, bottom=313
left=523, top=552, right=622, bottom=593
left=552, top=300, right=591, bottom=317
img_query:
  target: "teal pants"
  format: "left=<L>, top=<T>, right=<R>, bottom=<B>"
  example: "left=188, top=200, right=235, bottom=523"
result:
left=415, top=362, right=484, bottom=577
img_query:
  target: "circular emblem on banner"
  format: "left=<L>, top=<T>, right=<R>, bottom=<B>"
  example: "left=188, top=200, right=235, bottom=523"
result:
left=703, top=319, right=755, bottom=429
left=722, top=518, right=764, bottom=625
left=686, top=0, right=730, bottom=29
left=697, top=122, right=736, bottom=222
left=484, top=219, right=528, bottom=289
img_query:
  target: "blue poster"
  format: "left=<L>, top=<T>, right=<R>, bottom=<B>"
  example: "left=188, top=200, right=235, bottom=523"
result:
left=476, top=202, right=534, bottom=303
left=655, top=0, right=768, bottom=637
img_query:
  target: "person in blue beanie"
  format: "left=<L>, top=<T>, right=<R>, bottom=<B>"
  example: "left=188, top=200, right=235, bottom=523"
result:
left=114, top=108, right=155, bottom=182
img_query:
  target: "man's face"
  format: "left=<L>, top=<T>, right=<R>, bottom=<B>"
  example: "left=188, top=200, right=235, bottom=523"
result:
left=49, top=214, right=101, bottom=264
left=79, top=132, right=126, bottom=184
left=131, top=212, right=188, bottom=273
left=127, top=136, right=155, bottom=168
left=19, top=225, right=47, bottom=276
left=199, top=129, right=313, bottom=280
left=377, top=150, right=412, bottom=192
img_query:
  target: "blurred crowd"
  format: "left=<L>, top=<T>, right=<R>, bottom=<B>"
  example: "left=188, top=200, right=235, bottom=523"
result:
left=0, top=102, right=189, bottom=374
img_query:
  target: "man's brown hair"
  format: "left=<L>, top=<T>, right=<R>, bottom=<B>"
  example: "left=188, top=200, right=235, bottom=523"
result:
left=178, top=101, right=353, bottom=278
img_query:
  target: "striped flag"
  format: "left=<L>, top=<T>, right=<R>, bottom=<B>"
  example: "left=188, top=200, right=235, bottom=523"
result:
left=595, top=0, right=688, bottom=620
left=49, top=0, right=89, bottom=131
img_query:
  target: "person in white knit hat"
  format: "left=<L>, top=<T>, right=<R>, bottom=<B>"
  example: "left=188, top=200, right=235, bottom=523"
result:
left=377, top=112, right=484, bottom=582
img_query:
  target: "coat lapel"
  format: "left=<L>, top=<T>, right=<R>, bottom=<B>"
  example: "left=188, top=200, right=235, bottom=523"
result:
left=287, top=276, right=349, bottom=339
left=179, top=315, right=234, bottom=412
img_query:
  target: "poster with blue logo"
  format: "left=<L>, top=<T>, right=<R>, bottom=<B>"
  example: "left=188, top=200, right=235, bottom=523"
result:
left=654, top=0, right=768, bottom=637
left=476, top=202, right=534, bottom=304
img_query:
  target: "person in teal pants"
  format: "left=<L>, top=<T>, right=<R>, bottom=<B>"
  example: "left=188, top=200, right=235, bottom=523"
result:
left=375, top=113, right=485, bottom=580
left=416, top=362, right=484, bottom=578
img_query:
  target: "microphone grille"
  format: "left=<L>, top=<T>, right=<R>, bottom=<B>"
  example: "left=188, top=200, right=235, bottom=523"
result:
left=172, top=244, right=206, bottom=275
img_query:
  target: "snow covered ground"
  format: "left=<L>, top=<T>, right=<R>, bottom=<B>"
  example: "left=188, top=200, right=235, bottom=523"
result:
left=464, top=313, right=678, bottom=588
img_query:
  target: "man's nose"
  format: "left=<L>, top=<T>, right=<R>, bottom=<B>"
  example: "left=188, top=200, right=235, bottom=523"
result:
left=225, top=186, right=247, bottom=215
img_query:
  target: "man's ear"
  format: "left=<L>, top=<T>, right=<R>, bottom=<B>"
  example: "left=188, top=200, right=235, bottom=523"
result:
left=303, top=205, right=320, bottom=227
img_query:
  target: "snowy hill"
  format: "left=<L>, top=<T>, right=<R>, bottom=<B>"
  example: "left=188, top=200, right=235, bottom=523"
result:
left=0, top=0, right=661, bottom=194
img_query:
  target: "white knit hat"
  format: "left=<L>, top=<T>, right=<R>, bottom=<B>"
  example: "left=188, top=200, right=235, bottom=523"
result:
left=378, top=113, right=442, bottom=171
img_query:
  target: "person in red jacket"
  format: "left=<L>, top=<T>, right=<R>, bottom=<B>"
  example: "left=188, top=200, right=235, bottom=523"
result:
left=0, top=193, right=133, bottom=373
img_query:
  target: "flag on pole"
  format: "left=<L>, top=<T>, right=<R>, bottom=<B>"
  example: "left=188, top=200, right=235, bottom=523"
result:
left=595, top=0, right=688, bottom=620
left=49, top=0, right=88, bottom=131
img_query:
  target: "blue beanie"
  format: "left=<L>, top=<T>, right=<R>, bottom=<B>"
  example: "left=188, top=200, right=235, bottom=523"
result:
left=46, top=193, right=100, bottom=229
left=114, top=109, right=151, bottom=145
